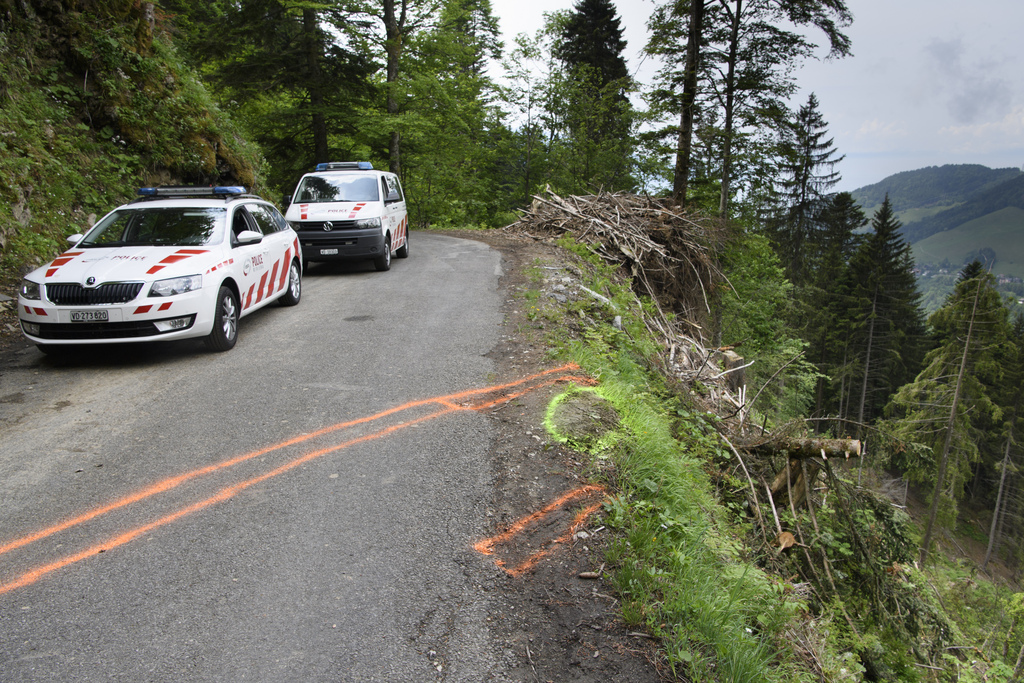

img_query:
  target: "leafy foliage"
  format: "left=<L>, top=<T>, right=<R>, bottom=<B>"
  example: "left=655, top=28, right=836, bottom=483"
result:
left=0, top=1, right=263, bottom=272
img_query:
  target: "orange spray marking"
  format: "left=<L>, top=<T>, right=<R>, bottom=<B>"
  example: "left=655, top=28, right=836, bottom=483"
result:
left=474, top=485, right=607, bottom=577
left=0, top=365, right=593, bottom=595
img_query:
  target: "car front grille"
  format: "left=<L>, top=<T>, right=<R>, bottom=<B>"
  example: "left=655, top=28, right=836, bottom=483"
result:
left=298, top=220, right=360, bottom=231
left=46, top=282, right=144, bottom=306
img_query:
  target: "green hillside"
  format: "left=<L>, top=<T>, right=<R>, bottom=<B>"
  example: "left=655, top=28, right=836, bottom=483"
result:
left=901, top=173, right=1024, bottom=244
left=0, top=1, right=266, bottom=276
left=912, top=206, right=1024, bottom=276
left=852, top=164, right=1021, bottom=214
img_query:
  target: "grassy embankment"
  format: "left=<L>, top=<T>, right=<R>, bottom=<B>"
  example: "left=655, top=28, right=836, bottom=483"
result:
left=530, top=235, right=1024, bottom=682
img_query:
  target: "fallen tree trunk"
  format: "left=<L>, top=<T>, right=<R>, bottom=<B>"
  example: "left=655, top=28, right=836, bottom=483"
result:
left=752, top=438, right=861, bottom=460
left=758, top=439, right=861, bottom=510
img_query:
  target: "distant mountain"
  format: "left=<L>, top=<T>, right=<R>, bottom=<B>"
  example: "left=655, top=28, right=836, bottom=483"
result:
left=851, top=164, right=1022, bottom=214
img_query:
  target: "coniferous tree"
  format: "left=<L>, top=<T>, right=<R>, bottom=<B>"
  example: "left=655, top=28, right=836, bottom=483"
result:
left=549, top=0, right=636, bottom=192
left=804, top=191, right=865, bottom=421
left=887, top=264, right=1010, bottom=564
left=983, top=313, right=1024, bottom=569
left=165, top=0, right=375, bottom=191
left=645, top=0, right=851, bottom=209
left=841, top=197, right=927, bottom=432
left=554, top=0, right=628, bottom=86
left=770, top=93, right=843, bottom=285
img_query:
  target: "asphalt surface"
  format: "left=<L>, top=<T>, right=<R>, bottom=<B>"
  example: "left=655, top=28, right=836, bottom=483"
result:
left=0, top=233, right=515, bottom=681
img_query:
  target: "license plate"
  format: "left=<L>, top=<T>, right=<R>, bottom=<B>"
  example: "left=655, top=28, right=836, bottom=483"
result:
left=320, top=248, right=339, bottom=255
left=71, top=310, right=108, bottom=322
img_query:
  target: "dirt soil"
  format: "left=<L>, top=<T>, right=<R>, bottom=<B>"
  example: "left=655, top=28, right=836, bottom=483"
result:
left=0, top=230, right=668, bottom=682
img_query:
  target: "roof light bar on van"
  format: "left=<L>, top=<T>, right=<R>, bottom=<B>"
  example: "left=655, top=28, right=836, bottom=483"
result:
left=314, top=162, right=374, bottom=171
left=137, top=186, right=247, bottom=197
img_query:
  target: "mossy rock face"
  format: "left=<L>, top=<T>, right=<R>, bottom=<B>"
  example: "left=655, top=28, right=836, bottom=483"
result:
left=547, top=389, right=620, bottom=450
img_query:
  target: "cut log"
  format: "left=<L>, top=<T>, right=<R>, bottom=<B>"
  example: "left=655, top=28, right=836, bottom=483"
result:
left=752, top=438, right=861, bottom=460
left=770, top=459, right=819, bottom=510
left=761, top=439, right=860, bottom=510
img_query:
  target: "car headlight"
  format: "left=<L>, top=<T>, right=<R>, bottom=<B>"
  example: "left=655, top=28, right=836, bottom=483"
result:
left=20, top=279, right=41, bottom=300
left=354, top=217, right=381, bottom=229
left=149, top=274, right=202, bottom=297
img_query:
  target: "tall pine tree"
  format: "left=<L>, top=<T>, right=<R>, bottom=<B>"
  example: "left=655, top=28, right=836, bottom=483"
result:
left=549, top=0, right=636, bottom=192
left=769, top=93, right=843, bottom=285
left=888, top=263, right=1009, bottom=564
left=841, top=196, right=927, bottom=432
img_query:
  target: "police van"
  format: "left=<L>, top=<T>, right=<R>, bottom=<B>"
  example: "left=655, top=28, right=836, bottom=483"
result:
left=283, top=162, right=409, bottom=272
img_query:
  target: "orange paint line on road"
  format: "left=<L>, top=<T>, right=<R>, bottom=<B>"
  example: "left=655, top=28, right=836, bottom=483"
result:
left=0, top=365, right=593, bottom=596
left=0, top=364, right=586, bottom=558
left=473, top=485, right=607, bottom=577
left=0, top=407, right=454, bottom=596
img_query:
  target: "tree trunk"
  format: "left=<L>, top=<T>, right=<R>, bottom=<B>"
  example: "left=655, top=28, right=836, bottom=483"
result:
left=920, top=276, right=983, bottom=566
left=302, top=8, right=329, bottom=163
left=855, top=285, right=878, bottom=439
left=672, top=0, right=704, bottom=204
left=984, top=426, right=1014, bottom=570
left=382, top=0, right=406, bottom=175
left=755, top=437, right=862, bottom=460
left=717, top=0, right=741, bottom=217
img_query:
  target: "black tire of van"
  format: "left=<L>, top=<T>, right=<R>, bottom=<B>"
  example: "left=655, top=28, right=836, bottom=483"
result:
left=374, top=237, right=391, bottom=271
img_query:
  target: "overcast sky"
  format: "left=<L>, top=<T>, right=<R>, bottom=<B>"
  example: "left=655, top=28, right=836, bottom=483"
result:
left=489, top=0, right=1024, bottom=193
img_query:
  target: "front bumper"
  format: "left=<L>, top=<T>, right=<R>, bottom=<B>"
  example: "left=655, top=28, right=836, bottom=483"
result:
left=296, top=227, right=385, bottom=261
left=18, top=289, right=213, bottom=345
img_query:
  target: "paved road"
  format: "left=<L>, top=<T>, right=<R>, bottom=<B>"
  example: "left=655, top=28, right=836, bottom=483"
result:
left=0, top=233, right=514, bottom=682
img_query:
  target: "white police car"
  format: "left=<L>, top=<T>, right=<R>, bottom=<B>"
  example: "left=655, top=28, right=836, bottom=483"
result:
left=283, top=162, right=408, bottom=271
left=18, top=186, right=302, bottom=354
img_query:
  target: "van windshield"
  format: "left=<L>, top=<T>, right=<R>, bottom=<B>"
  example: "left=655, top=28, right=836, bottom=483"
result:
left=294, top=175, right=380, bottom=203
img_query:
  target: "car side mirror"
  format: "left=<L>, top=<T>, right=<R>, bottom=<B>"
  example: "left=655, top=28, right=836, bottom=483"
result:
left=281, top=194, right=291, bottom=208
left=67, top=234, right=83, bottom=245
left=236, top=230, right=263, bottom=245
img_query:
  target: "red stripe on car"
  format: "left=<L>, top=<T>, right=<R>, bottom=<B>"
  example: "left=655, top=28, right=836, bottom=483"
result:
left=254, top=272, right=269, bottom=304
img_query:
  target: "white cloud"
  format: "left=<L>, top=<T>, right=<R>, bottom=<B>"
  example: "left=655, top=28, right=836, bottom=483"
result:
left=940, top=106, right=1024, bottom=149
left=854, top=118, right=907, bottom=141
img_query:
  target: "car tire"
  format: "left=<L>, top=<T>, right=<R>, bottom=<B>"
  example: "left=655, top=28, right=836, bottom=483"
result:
left=278, top=259, right=301, bottom=306
left=204, top=286, right=239, bottom=352
left=395, top=232, right=409, bottom=259
left=374, top=237, right=391, bottom=272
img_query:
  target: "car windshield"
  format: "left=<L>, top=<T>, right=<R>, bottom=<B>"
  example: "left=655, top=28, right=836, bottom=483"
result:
left=79, top=207, right=227, bottom=247
left=294, top=175, right=380, bottom=203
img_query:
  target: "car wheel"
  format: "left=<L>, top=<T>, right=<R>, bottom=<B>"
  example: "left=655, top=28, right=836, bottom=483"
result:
left=279, top=259, right=301, bottom=306
left=395, top=232, right=409, bottom=258
left=374, top=237, right=391, bottom=272
left=204, top=286, right=239, bottom=352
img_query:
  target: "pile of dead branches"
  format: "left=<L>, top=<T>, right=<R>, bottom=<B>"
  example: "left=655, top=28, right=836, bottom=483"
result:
left=505, top=189, right=725, bottom=341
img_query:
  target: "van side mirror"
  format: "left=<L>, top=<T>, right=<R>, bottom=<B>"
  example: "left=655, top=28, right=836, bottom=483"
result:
left=281, top=194, right=292, bottom=208
left=385, top=190, right=401, bottom=203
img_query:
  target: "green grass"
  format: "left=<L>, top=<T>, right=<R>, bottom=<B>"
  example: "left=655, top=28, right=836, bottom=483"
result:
left=912, top=207, right=1024, bottom=278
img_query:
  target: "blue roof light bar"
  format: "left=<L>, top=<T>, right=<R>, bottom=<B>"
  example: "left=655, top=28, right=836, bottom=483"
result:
left=137, top=186, right=247, bottom=197
left=314, top=161, right=374, bottom=171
